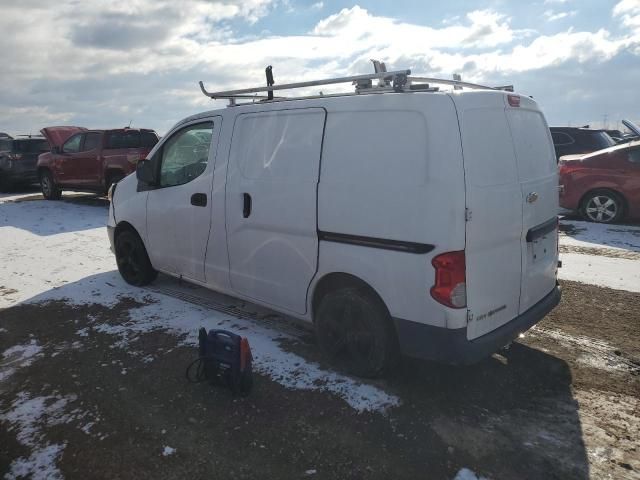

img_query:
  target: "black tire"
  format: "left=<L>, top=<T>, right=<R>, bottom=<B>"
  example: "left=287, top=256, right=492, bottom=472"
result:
left=580, top=189, right=624, bottom=224
left=315, top=287, right=399, bottom=378
left=39, top=170, right=62, bottom=200
left=0, top=173, right=13, bottom=192
left=114, top=229, right=157, bottom=286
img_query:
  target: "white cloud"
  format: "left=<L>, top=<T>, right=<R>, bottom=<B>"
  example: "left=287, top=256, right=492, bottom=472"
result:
left=312, top=6, right=526, bottom=48
left=613, top=0, right=640, bottom=27
left=0, top=2, right=639, bottom=134
left=544, top=9, right=577, bottom=21
left=311, top=1, right=324, bottom=10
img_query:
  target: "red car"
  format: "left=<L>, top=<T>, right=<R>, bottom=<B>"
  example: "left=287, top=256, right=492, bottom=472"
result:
left=559, top=139, right=640, bottom=223
left=37, top=126, right=159, bottom=200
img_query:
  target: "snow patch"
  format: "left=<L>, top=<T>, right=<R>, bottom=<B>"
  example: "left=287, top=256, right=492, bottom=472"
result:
left=0, top=392, right=79, bottom=480
left=1, top=340, right=43, bottom=382
left=558, top=252, right=640, bottom=293
left=453, top=468, right=489, bottom=480
left=530, top=327, right=638, bottom=374
left=162, top=446, right=177, bottom=456
left=560, top=219, right=640, bottom=252
left=75, top=327, right=89, bottom=337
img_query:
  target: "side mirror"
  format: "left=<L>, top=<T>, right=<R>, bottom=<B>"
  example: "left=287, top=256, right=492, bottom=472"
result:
left=136, top=159, right=157, bottom=185
left=52, top=146, right=61, bottom=154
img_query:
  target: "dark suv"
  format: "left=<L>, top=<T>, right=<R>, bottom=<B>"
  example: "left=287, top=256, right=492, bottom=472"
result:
left=549, top=127, right=616, bottom=161
left=0, top=135, right=50, bottom=191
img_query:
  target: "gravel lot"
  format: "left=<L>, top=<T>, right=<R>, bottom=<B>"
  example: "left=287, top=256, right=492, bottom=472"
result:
left=1, top=191, right=639, bottom=480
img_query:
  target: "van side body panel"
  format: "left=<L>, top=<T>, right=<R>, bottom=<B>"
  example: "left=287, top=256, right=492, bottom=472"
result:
left=315, top=93, right=467, bottom=329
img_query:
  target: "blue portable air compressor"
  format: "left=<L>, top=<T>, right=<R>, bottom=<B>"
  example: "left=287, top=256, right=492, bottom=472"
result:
left=186, top=328, right=253, bottom=396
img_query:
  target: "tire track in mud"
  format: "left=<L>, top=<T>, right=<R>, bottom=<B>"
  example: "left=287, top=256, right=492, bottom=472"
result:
left=559, top=244, right=640, bottom=260
left=529, top=326, right=640, bottom=375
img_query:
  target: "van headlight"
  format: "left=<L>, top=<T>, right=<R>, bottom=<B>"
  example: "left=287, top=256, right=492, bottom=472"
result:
left=107, top=182, right=116, bottom=202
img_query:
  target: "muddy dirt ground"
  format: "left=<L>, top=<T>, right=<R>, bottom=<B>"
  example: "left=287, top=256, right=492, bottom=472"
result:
left=1, top=279, right=638, bottom=480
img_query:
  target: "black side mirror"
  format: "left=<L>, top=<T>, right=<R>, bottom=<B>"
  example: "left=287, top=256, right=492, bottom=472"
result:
left=52, top=146, right=61, bottom=154
left=136, top=159, right=157, bottom=185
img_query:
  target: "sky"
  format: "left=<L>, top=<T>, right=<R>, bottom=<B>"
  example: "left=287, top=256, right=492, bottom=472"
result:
left=0, top=0, right=639, bottom=136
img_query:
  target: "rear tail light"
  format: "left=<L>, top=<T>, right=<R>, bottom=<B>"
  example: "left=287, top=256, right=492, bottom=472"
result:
left=507, top=94, right=520, bottom=107
left=430, top=250, right=467, bottom=308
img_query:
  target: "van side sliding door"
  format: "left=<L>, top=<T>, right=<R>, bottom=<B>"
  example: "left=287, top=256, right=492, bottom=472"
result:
left=225, top=108, right=326, bottom=315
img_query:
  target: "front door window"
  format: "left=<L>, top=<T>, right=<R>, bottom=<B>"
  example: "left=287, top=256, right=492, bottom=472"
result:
left=159, top=122, right=213, bottom=188
left=62, top=134, right=82, bottom=153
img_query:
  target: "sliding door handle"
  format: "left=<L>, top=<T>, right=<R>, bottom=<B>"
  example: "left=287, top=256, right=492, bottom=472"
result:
left=243, top=193, right=252, bottom=218
left=191, top=193, right=207, bottom=207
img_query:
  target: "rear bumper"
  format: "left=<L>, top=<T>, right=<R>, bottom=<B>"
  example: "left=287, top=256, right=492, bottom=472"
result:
left=0, top=161, right=38, bottom=184
left=394, top=285, right=561, bottom=365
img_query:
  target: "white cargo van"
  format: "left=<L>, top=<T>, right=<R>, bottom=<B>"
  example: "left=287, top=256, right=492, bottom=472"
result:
left=107, top=68, right=561, bottom=377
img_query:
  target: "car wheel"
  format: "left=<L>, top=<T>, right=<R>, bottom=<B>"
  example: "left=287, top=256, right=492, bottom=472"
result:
left=580, top=189, right=624, bottom=224
left=115, top=229, right=158, bottom=286
left=39, top=170, right=62, bottom=200
left=0, top=173, right=13, bottom=192
left=315, top=287, right=399, bottom=378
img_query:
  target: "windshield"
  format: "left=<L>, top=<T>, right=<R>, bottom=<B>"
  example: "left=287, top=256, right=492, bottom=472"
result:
left=595, top=131, right=617, bottom=149
left=13, top=139, right=50, bottom=153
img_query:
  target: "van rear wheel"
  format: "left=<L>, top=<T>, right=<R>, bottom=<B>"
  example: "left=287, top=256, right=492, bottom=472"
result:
left=115, top=229, right=157, bottom=286
left=315, top=287, right=398, bottom=378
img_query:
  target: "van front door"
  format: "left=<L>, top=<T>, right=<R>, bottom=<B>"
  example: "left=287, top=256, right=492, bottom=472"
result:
left=146, top=119, right=220, bottom=282
left=225, top=108, right=326, bottom=315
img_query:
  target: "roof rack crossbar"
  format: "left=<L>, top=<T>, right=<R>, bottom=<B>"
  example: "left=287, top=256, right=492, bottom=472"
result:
left=199, top=69, right=412, bottom=99
left=408, top=76, right=513, bottom=91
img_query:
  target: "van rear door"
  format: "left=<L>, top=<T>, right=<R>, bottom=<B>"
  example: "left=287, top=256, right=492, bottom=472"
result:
left=458, top=97, right=524, bottom=340
left=505, top=100, right=559, bottom=313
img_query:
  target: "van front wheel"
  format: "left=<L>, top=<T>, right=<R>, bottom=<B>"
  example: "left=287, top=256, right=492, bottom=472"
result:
left=115, top=229, right=157, bottom=286
left=315, top=287, right=398, bottom=378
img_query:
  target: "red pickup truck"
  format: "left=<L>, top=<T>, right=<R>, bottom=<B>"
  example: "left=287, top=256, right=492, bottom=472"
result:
left=37, top=126, right=159, bottom=200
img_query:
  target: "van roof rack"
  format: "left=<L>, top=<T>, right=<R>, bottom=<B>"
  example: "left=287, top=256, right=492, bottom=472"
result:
left=199, top=61, right=514, bottom=106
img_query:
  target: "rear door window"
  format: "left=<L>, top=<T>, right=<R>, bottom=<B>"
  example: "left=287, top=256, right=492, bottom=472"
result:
left=551, top=132, right=574, bottom=146
left=106, top=131, right=158, bottom=149
left=141, top=132, right=159, bottom=148
left=507, top=110, right=556, bottom=180
left=82, top=132, right=101, bottom=151
left=107, top=131, right=140, bottom=149
left=581, top=132, right=615, bottom=151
